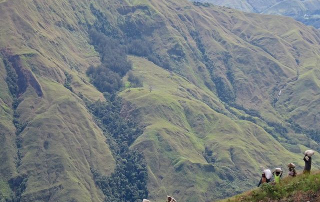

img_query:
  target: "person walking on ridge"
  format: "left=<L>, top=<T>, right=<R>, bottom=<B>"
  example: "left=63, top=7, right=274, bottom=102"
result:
left=257, top=172, right=268, bottom=187
left=303, top=154, right=312, bottom=174
left=288, top=163, right=297, bottom=177
left=273, top=168, right=283, bottom=184
left=257, top=169, right=271, bottom=187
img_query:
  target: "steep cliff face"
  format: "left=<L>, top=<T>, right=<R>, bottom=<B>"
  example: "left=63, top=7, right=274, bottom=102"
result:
left=1, top=0, right=320, bottom=202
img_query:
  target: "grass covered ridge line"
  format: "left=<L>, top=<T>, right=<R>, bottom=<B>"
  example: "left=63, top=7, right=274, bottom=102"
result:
left=221, top=171, right=320, bottom=202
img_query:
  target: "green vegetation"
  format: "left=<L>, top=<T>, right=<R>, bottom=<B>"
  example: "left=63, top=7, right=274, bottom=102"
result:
left=221, top=172, right=320, bottom=202
left=7, top=175, right=28, bottom=202
left=90, top=3, right=171, bottom=70
left=63, top=71, right=73, bottom=92
left=2, top=55, right=28, bottom=201
left=86, top=72, right=149, bottom=201
left=2, top=57, right=19, bottom=108
left=86, top=29, right=130, bottom=93
left=85, top=11, right=149, bottom=201
left=1, top=0, right=320, bottom=201
left=92, top=152, right=147, bottom=202
left=0, top=1, right=117, bottom=201
left=127, top=72, right=143, bottom=88
left=0, top=180, right=11, bottom=202
left=120, top=56, right=312, bottom=201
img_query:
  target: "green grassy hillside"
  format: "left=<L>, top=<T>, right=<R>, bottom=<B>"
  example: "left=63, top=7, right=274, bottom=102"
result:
left=116, top=0, right=320, bottom=200
left=1, top=0, right=320, bottom=201
left=220, top=171, right=320, bottom=202
left=0, top=0, right=116, bottom=201
left=119, top=0, right=320, bottom=134
left=120, top=56, right=320, bottom=201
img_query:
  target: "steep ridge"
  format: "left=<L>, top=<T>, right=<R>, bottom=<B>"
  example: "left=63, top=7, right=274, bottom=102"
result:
left=1, top=0, right=320, bottom=201
left=219, top=171, right=320, bottom=202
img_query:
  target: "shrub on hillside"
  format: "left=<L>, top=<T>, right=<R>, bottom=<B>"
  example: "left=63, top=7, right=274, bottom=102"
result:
left=86, top=66, right=122, bottom=93
left=87, top=97, right=148, bottom=202
left=128, top=72, right=143, bottom=88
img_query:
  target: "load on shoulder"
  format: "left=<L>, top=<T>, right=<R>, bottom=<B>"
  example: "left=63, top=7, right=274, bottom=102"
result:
left=258, top=149, right=315, bottom=187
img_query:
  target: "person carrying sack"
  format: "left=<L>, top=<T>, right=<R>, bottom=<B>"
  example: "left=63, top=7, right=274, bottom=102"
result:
left=257, top=172, right=267, bottom=187
left=257, top=169, right=271, bottom=187
left=303, top=150, right=314, bottom=174
left=288, top=163, right=297, bottom=177
left=273, top=168, right=283, bottom=184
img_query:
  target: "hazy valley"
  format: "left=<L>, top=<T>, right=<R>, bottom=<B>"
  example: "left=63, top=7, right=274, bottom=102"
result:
left=196, top=0, right=320, bottom=28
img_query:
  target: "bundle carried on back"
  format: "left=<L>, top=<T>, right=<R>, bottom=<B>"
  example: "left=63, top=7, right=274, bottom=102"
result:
left=305, top=150, right=315, bottom=157
left=263, top=169, right=272, bottom=179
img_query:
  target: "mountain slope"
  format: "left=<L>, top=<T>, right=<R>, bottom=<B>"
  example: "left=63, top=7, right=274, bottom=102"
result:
left=117, top=0, right=320, bottom=200
left=1, top=0, right=320, bottom=201
left=220, top=171, right=320, bottom=202
left=0, top=0, right=116, bottom=201
left=120, top=56, right=311, bottom=201
left=121, top=0, right=320, bottom=132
